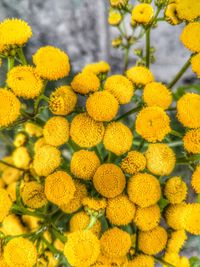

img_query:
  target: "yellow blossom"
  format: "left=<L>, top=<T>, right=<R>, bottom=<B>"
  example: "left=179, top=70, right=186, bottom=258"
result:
left=82, top=61, right=110, bottom=75
left=165, top=3, right=181, bottom=25
left=176, top=0, right=200, bottom=21
left=12, top=146, right=31, bottom=169
left=0, top=188, right=12, bottom=222
left=180, top=22, right=200, bottom=52
left=108, top=11, right=122, bottom=26
left=121, top=151, right=146, bottom=174
left=126, top=66, right=154, bottom=86
left=164, top=176, right=187, bottom=204
left=167, top=230, right=187, bottom=253
left=183, top=128, right=200, bottom=154
left=131, top=4, right=154, bottom=25
left=25, top=122, right=43, bottom=137
left=191, top=165, right=200, bottom=193
left=127, top=255, right=154, bottom=267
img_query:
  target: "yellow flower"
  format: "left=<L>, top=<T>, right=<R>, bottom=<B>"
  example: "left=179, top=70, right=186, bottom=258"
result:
left=191, top=53, right=200, bottom=78
left=100, top=227, right=131, bottom=258
left=33, top=46, right=70, bottom=80
left=33, top=145, right=61, bottom=176
left=0, top=89, right=21, bottom=127
left=176, top=0, right=200, bottom=21
left=2, top=214, right=26, bottom=236
left=94, top=253, right=128, bottom=266
left=184, top=203, right=200, bottom=235
left=0, top=188, right=12, bottom=222
left=138, top=226, right=168, bottom=255
left=64, top=230, right=100, bottom=266
left=165, top=203, right=188, bottom=230
left=2, top=167, right=21, bottom=185
left=71, top=72, right=100, bottom=94
left=7, top=66, right=43, bottom=99
left=21, top=181, right=47, bottom=209
left=13, top=146, right=31, bottom=169
left=164, top=176, right=187, bottom=204
left=106, top=194, right=136, bottom=226
left=165, top=3, right=181, bottom=25
left=108, top=11, right=122, bottom=26
left=34, top=137, right=46, bottom=152
left=121, top=151, right=146, bottom=174
left=163, top=252, right=180, bottom=267
left=135, top=107, right=171, bottom=142
left=131, top=4, right=154, bottom=25
left=70, top=150, right=100, bottom=180
left=45, top=171, right=75, bottom=206
left=82, top=61, right=110, bottom=75
left=126, top=66, right=154, bottom=86
left=3, top=237, right=37, bottom=267
left=191, top=166, right=200, bottom=193
left=25, top=122, right=43, bottom=137
left=134, top=204, right=161, bottom=231
left=127, top=255, right=154, bottom=267
left=82, top=197, right=107, bottom=211
left=49, top=85, right=77, bottom=115
left=145, top=143, right=176, bottom=176
left=93, top=163, right=126, bottom=198
left=103, top=122, right=133, bottom=156
left=183, top=128, right=200, bottom=154
left=180, top=22, right=200, bottom=52
left=179, top=256, right=190, bottom=267
left=143, top=82, right=172, bottom=110
left=7, top=182, right=17, bottom=201
left=127, top=173, right=161, bottom=208
left=13, top=132, right=27, bottom=147
left=70, top=113, right=105, bottom=148
left=0, top=18, right=32, bottom=46
left=177, top=93, right=200, bottom=128
left=167, top=230, right=187, bottom=253
left=0, top=256, right=8, bottom=267
left=109, top=0, right=128, bottom=8
left=104, top=74, right=134, bottom=104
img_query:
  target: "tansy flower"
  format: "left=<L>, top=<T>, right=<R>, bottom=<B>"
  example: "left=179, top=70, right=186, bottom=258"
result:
left=165, top=3, right=181, bottom=25
left=100, top=227, right=132, bottom=258
left=12, top=147, right=31, bottom=169
left=134, top=204, right=161, bottom=231
left=70, top=150, right=100, bottom=180
left=127, top=255, right=154, bottom=267
left=177, top=93, right=200, bottom=128
left=94, top=253, right=128, bottom=266
left=145, top=143, right=176, bottom=176
left=167, top=230, right=187, bottom=253
left=43, top=116, right=69, bottom=147
left=103, top=122, right=133, bottom=156
left=165, top=203, right=188, bottom=230
left=131, top=4, right=154, bottom=25
left=48, top=85, right=77, bottom=115
left=70, top=113, right=105, bottom=148
left=121, top=151, right=146, bottom=174
left=34, top=137, right=46, bottom=152
left=108, top=11, right=122, bottom=26
left=2, top=214, right=26, bottom=236
left=106, top=194, right=136, bottom=226
left=179, top=256, right=190, bottom=267
left=138, top=226, right=168, bottom=255
left=33, top=46, right=70, bottom=80
left=163, top=252, right=180, bottom=267
left=25, top=122, right=43, bottom=137
left=13, top=132, right=27, bottom=147
left=0, top=18, right=32, bottom=46
left=71, top=72, right=100, bottom=94
left=135, top=107, right=171, bottom=142
left=126, top=66, right=154, bottom=86
left=109, top=0, right=128, bottom=8
left=143, top=82, right=172, bottom=110
left=3, top=237, right=37, bottom=267
left=164, top=176, right=187, bottom=204
left=7, top=66, right=43, bottom=99
left=104, top=75, right=134, bottom=104
left=82, top=61, right=110, bottom=75
left=45, top=171, right=75, bottom=206
left=0, top=89, right=21, bottom=127
left=191, top=166, right=200, bottom=193
left=176, top=0, right=200, bottom=21
left=0, top=188, right=12, bottom=222
left=33, top=145, right=61, bottom=176
left=21, top=181, right=47, bottom=209
left=127, top=173, right=161, bottom=208
left=82, top=197, right=107, bottom=211
left=86, top=91, right=119, bottom=122
left=180, top=22, right=200, bottom=52
left=0, top=256, right=8, bottom=267
left=191, top=53, right=200, bottom=78
left=183, top=128, right=200, bottom=154
left=93, top=163, right=126, bottom=198
left=184, top=203, right=200, bottom=235
left=2, top=167, right=21, bottom=185
left=64, top=230, right=100, bottom=266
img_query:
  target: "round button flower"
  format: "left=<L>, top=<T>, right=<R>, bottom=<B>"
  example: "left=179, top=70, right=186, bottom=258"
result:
left=184, top=204, right=200, bottom=235
left=165, top=203, right=188, bottom=230
left=109, top=0, right=128, bottom=8
left=13, top=147, right=31, bottom=169
left=126, top=66, right=154, bottom=86
left=164, top=176, right=187, bottom=204
left=180, top=22, right=200, bottom=53
left=128, top=255, right=154, bottom=267
left=167, top=230, right=187, bottom=254
left=121, top=151, right=146, bottom=175
left=82, top=61, right=110, bottom=75
left=0, top=188, right=12, bottom=222
left=191, top=166, right=200, bottom=193
left=176, top=0, right=200, bottom=21
left=82, top=197, right=107, bottom=212
left=165, top=3, right=181, bottom=25
left=131, top=4, right=154, bottom=25
left=183, top=129, right=200, bottom=154
left=108, top=11, right=122, bottom=26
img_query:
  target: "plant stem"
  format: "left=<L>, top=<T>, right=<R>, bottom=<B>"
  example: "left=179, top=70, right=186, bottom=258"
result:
left=17, top=47, right=27, bottom=65
left=7, top=57, right=14, bottom=71
left=145, top=28, right=151, bottom=68
left=0, top=160, right=25, bottom=171
left=170, top=130, right=183, bottom=138
left=115, top=106, right=141, bottom=121
left=85, top=215, right=97, bottom=230
left=12, top=204, right=45, bottom=219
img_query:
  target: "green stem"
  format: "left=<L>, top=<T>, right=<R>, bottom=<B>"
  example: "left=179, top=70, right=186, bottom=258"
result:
left=17, top=47, right=27, bottom=65
left=85, top=215, right=97, bottom=230
left=170, top=130, right=183, bottom=138
left=145, top=28, right=151, bottom=68
left=42, top=237, right=60, bottom=254
left=51, top=225, right=67, bottom=243
left=7, top=57, right=14, bottom=71
left=0, top=160, right=25, bottom=171
left=12, top=204, right=45, bottom=219
left=115, top=106, right=141, bottom=121
left=155, top=257, right=175, bottom=267
left=137, top=139, right=145, bottom=151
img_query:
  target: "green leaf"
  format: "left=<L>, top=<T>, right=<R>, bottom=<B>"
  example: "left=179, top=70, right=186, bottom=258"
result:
left=158, top=197, right=169, bottom=212
left=190, top=257, right=200, bottom=267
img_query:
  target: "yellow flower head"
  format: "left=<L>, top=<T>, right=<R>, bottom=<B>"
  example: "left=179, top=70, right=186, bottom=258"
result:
left=165, top=203, right=188, bottom=230
left=103, top=122, right=133, bottom=156
left=134, top=204, right=161, bottom=231
left=126, top=66, right=154, bottom=86
left=34, top=137, right=46, bottom=152
left=164, top=176, right=187, bottom=204
left=33, top=145, right=61, bottom=176
left=7, top=66, right=43, bottom=99
left=49, top=85, right=77, bottom=115
left=82, top=197, right=107, bottom=211
left=165, top=3, right=181, bottom=25
left=82, top=61, right=110, bottom=75
left=191, top=166, right=200, bottom=193
left=163, top=252, right=180, bottom=267
left=21, top=181, right=47, bottom=209
left=70, top=113, right=105, bottom=148
left=106, top=194, right=136, bottom=226
left=176, top=0, right=200, bottom=21
left=183, top=129, right=200, bottom=154
left=0, top=89, right=20, bottom=127
left=179, top=256, right=190, bottom=267
left=138, top=226, right=168, bottom=255
left=131, top=4, right=154, bottom=25
left=0, top=18, right=32, bottom=46
left=145, top=143, right=176, bottom=176
left=180, top=22, right=200, bottom=52
left=108, top=11, right=122, bottom=26
left=184, top=203, right=200, bottom=235
left=109, top=0, right=128, bottom=8
left=100, top=227, right=132, bottom=258
left=13, top=132, right=27, bottom=147
left=2, top=214, right=26, bottom=236
left=33, top=46, right=70, bottom=80
left=128, top=255, right=154, bottom=267
left=143, top=82, right=172, bottom=110
left=64, top=230, right=100, bottom=266
left=45, top=171, right=75, bottom=206
left=12, top=146, right=31, bottom=169
left=3, top=237, right=37, bottom=267
left=71, top=72, right=100, bottom=95
left=104, top=74, right=134, bottom=104
left=127, top=173, right=161, bottom=208
left=191, top=53, right=200, bottom=78
left=0, top=188, right=12, bottom=222
left=43, top=116, right=69, bottom=147
left=121, top=151, right=146, bottom=174
left=177, top=93, right=200, bottom=128
left=93, top=163, right=126, bottom=198
left=167, top=230, right=187, bottom=253
left=70, top=150, right=100, bottom=180
left=135, top=106, right=171, bottom=142
left=2, top=167, right=21, bottom=185
left=25, top=122, right=43, bottom=137
left=0, top=256, right=8, bottom=267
